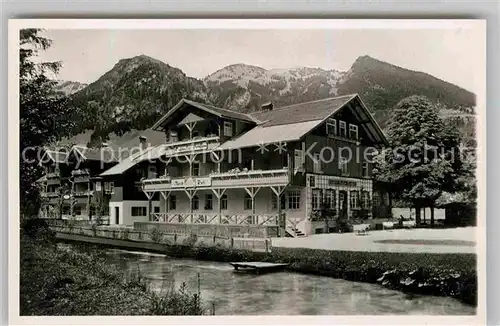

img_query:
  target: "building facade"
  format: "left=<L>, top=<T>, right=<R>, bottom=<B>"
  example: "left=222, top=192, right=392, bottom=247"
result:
left=100, top=94, right=390, bottom=236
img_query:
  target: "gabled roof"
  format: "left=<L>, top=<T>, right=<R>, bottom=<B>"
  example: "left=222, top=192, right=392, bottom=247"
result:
left=68, top=145, right=119, bottom=163
left=151, top=98, right=256, bottom=130
left=249, top=94, right=357, bottom=127
left=99, top=147, right=152, bottom=176
left=39, top=149, right=68, bottom=165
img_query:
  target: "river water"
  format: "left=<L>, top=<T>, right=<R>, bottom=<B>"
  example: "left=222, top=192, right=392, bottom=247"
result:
left=104, top=249, right=475, bottom=315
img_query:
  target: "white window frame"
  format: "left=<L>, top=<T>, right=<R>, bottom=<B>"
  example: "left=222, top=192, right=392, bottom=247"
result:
left=326, top=118, right=337, bottom=135
left=221, top=194, right=228, bottom=210
left=104, top=181, right=114, bottom=194
left=312, top=189, right=321, bottom=210
left=349, top=124, right=359, bottom=140
left=223, top=121, right=233, bottom=137
left=287, top=190, right=301, bottom=210
left=131, top=206, right=147, bottom=217
left=362, top=162, right=369, bottom=177
left=325, top=189, right=336, bottom=210
left=350, top=191, right=359, bottom=210
left=313, top=153, right=322, bottom=173
left=339, top=120, right=347, bottom=138
left=339, top=156, right=349, bottom=176
left=294, top=149, right=304, bottom=169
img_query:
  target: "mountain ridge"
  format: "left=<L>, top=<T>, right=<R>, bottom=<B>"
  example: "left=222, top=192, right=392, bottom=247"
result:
left=64, top=54, right=476, bottom=146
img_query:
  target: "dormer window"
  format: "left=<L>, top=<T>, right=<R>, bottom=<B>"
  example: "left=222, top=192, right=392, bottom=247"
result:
left=339, top=121, right=347, bottom=138
left=326, top=118, right=337, bottom=135
left=223, top=121, right=233, bottom=137
left=349, top=124, right=358, bottom=140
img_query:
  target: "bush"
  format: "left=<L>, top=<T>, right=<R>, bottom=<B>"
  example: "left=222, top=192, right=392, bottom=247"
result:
left=20, top=236, right=207, bottom=315
left=149, top=228, right=164, bottom=243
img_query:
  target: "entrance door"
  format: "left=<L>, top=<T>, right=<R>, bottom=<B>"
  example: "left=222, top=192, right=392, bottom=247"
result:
left=339, top=191, right=348, bottom=219
left=114, top=207, right=120, bottom=225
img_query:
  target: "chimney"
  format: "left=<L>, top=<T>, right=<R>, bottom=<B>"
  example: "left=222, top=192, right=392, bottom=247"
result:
left=261, top=102, right=273, bottom=111
left=139, top=136, right=147, bottom=150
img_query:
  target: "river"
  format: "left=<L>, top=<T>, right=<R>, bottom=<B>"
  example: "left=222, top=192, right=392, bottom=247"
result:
left=104, top=248, right=476, bottom=315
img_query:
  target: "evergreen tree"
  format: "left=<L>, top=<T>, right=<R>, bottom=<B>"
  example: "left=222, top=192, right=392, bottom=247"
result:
left=20, top=29, right=75, bottom=216
left=374, top=95, right=463, bottom=225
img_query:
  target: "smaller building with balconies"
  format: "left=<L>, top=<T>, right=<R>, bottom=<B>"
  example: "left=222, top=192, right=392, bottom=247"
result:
left=100, top=95, right=391, bottom=237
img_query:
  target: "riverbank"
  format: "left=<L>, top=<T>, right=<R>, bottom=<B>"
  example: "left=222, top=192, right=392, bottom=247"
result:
left=20, top=224, right=207, bottom=315
left=55, top=231, right=477, bottom=306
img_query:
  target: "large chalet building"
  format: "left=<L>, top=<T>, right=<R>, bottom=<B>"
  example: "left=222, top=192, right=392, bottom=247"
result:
left=94, top=94, right=390, bottom=236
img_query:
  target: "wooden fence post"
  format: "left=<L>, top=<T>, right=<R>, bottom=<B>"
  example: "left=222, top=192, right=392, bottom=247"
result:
left=265, top=239, right=269, bottom=253
left=230, top=237, right=234, bottom=248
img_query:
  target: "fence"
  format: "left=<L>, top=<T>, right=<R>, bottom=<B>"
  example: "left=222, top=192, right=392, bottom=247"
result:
left=50, top=224, right=272, bottom=253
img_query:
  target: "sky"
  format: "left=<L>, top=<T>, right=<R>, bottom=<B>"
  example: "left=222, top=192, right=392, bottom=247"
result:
left=38, top=27, right=483, bottom=93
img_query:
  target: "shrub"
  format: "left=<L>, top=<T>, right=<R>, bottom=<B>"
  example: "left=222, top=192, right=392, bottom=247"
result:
left=149, top=228, right=164, bottom=243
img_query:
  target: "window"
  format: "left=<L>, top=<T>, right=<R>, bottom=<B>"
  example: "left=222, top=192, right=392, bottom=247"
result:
left=339, top=121, right=347, bottom=138
left=148, top=165, right=157, bottom=179
left=349, top=124, right=359, bottom=140
left=205, top=194, right=213, bottom=210
left=131, top=206, right=147, bottom=216
left=169, top=195, right=177, bottom=210
left=192, top=163, right=200, bottom=176
left=339, top=156, right=349, bottom=176
left=313, top=153, right=322, bottom=173
left=288, top=190, right=301, bottom=210
left=221, top=194, right=228, bottom=210
left=309, top=175, right=315, bottom=187
left=154, top=206, right=160, bottom=213
left=244, top=194, right=252, bottom=210
left=361, top=191, right=371, bottom=209
left=350, top=191, right=359, bottom=209
left=325, top=189, right=336, bottom=210
left=170, top=131, right=178, bottom=143
left=192, top=195, right=199, bottom=210
left=294, top=149, right=304, bottom=169
left=362, top=162, right=369, bottom=177
left=223, top=121, right=233, bottom=137
left=73, top=206, right=82, bottom=215
left=104, top=182, right=114, bottom=194
left=95, top=182, right=102, bottom=191
left=312, top=189, right=322, bottom=210
left=326, top=118, right=337, bottom=135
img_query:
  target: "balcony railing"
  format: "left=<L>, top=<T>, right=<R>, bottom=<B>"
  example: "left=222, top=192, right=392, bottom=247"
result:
left=46, top=172, right=60, bottom=179
left=73, top=190, right=93, bottom=197
left=40, top=192, right=59, bottom=198
left=71, top=169, right=90, bottom=176
left=142, top=168, right=290, bottom=191
left=150, top=212, right=279, bottom=226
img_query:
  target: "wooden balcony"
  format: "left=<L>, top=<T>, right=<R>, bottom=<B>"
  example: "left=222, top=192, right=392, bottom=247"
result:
left=40, top=192, right=59, bottom=198
left=164, top=136, right=220, bottom=154
left=142, top=168, right=290, bottom=192
left=150, top=212, right=280, bottom=226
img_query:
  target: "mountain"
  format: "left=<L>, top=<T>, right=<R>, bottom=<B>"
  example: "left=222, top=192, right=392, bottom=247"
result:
left=64, top=54, right=476, bottom=146
left=55, top=80, right=88, bottom=95
left=205, top=64, right=344, bottom=112
left=335, top=56, right=476, bottom=127
left=69, top=55, right=210, bottom=142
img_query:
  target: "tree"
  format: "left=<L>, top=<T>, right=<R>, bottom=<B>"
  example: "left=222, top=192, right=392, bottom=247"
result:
left=373, top=95, right=464, bottom=226
left=19, top=29, right=75, bottom=216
